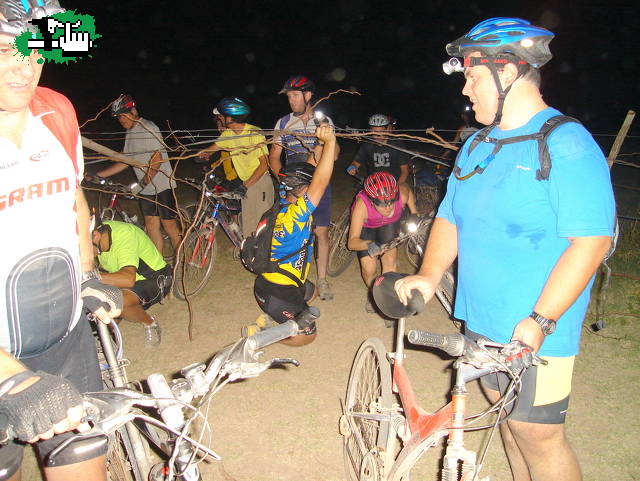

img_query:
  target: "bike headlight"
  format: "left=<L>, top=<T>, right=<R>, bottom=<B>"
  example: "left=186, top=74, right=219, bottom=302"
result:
left=443, top=57, right=464, bottom=75
left=406, top=221, right=418, bottom=234
left=313, top=110, right=328, bottom=127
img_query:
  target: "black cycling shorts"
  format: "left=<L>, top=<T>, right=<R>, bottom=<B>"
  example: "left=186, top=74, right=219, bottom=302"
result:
left=139, top=188, right=177, bottom=220
left=253, top=275, right=316, bottom=334
left=126, top=266, right=172, bottom=310
left=356, top=219, right=402, bottom=259
left=0, top=319, right=106, bottom=478
left=466, top=328, right=573, bottom=424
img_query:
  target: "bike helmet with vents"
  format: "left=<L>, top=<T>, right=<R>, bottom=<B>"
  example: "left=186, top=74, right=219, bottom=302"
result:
left=0, top=0, right=64, bottom=37
left=111, top=94, right=136, bottom=117
left=278, top=75, right=316, bottom=94
left=213, top=97, right=251, bottom=117
left=368, top=114, right=394, bottom=127
left=279, top=162, right=315, bottom=192
left=446, top=17, right=554, bottom=68
left=364, top=172, right=399, bottom=205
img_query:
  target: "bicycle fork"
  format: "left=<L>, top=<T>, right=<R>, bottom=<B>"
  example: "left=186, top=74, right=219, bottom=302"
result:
left=441, top=368, right=486, bottom=481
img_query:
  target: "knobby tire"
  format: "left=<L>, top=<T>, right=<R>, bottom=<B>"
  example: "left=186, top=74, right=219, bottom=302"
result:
left=328, top=207, right=355, bottom=277
left=173, top=228, right=217, bottom=300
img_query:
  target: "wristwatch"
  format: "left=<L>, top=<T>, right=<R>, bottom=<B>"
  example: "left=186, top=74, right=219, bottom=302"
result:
left=530, top=311, right=556, bottom=336
left=82, top=269, right=101, bottom=283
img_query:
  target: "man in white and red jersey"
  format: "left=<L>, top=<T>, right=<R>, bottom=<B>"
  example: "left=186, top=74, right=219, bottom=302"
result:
left=269, top=75, right=340, bottom=301
left=0, top=2, right=122, bottom=480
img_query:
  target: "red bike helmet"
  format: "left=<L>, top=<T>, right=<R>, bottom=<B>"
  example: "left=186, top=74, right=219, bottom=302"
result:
left=111, top=94, right=136, bottom=117
left=364, top=172, right=399, bottom=206
left=278, top=75, right=316, bottom=94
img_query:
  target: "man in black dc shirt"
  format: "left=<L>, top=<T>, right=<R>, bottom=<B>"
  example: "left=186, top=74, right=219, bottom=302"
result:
left=347, top=114, right=410, bottom=184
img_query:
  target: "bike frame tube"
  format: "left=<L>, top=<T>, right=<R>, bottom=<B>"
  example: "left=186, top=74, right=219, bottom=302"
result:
left=393, top=318, right=453, bottom=434
left=96, top=321, right=152, bottom=481
left=389, top=317, right=455, bottom=474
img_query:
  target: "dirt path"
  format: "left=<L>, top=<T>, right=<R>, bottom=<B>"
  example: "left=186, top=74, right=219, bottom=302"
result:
left=23, top=174, right=640, bottom=480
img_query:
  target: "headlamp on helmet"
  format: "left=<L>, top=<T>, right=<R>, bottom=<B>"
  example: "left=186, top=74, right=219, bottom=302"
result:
left=111, top=94, right=136, bottom=117
left=442, top=57, right=464, bottom=75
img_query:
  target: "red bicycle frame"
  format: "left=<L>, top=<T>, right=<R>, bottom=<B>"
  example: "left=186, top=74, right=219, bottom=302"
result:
left=387, top=317, right=481, bottom=481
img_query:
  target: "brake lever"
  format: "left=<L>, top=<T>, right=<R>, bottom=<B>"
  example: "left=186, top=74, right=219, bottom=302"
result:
left=269, top=357, right=300, bottom=368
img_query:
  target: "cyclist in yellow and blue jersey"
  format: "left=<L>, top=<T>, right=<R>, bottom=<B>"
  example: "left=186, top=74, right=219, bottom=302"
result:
left=249, top=124, right=336, bottom=347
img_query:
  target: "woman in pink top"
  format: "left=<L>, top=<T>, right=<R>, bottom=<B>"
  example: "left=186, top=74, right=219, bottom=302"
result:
left=348, top=172, right=418, bottom=314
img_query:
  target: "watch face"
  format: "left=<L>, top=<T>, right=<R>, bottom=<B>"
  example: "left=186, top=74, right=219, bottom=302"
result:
left=543, top=320, right=556, bottom=335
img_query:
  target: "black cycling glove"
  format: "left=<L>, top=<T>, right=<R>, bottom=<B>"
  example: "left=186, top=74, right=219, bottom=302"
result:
left=0, top=370, right=83, bottom=442
left=81, top=278, right=123, bottom=315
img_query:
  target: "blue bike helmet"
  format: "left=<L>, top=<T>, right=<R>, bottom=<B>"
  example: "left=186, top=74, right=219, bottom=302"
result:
left=444, top=18, right=554, bottom=126
left=446, top=17, right=554, bottom=68
left=0, top=0, right=64, bottom=37
left=213, top=97, right=251, bottom=117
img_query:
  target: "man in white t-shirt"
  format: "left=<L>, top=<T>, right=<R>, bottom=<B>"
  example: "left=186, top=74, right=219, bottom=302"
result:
left=96, top=94, right=181, bottom=254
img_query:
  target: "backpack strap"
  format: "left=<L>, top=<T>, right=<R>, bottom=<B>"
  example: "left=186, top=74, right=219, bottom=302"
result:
left=535, top=115, right=580, bottom=180
left=453, top=115, right=581, bottom=181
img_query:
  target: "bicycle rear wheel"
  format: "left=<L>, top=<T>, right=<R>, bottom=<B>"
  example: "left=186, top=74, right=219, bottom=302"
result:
left=342, top=338, right=395, bottom=481
left=173, top=228, right=217, bottom=300
left=328, top=207, right=355, bottom=277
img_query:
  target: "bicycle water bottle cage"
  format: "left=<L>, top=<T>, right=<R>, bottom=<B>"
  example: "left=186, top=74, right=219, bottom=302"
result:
left=453, top=115, right=580, bottom=181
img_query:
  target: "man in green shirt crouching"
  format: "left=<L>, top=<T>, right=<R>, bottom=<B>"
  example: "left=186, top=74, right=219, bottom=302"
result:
left=92, top=220, right=172, bottom=346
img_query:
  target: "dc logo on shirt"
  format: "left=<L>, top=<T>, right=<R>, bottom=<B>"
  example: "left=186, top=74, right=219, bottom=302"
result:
left=373, top=152, right=390, bottom=168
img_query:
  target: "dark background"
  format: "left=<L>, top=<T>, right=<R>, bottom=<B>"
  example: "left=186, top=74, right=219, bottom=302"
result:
left=40, top=0, right=639, bottom=154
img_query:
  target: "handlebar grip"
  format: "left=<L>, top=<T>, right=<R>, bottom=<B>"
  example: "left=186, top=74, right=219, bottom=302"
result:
left=248, top=320, right=298, bottom=349
left=407, top=330, right=465, bottom=357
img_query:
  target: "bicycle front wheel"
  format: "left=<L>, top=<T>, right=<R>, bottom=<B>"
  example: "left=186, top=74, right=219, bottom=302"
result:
left=173, top=228, right=217, bottom=300
left=342, top=338, right=395, bottom=481
left=107, top=424, right=151, bottom=481
left=328, top=207, right=355, bottom=277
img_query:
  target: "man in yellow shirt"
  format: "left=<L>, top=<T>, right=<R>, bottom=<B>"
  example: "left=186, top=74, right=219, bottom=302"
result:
left=198, top=98, right=274, bottom=237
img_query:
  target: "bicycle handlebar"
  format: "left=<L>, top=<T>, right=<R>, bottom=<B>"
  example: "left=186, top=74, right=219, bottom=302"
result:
left=407, top=331, right=466, bottom=357
left=248, top=320, right=299, bottom=350
left=407, top=330, right=547, bottom=375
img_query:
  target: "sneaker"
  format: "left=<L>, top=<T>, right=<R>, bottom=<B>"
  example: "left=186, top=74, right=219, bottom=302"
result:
left=241, top=323, right=261, bottom=337
left=255, top=313, right=278, bottom=329
left=317, top=278, right=334, bottom=301
left=144, top=319, right=161, bottom=347
left=365, top=299, right=376, bottom=314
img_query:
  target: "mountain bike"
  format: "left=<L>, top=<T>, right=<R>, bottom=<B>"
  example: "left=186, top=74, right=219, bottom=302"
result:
left=84, top=177, right=142, bottom=227
left=7, top=316, right=301, bottom=481
left=173, top=177, right=244, bottom=300
left=83, top=177, right=189, bottom=261
left=340, top=281, right=544, bottom=481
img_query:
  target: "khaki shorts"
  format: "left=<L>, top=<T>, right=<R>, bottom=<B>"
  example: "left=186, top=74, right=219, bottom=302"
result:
left=467, top=329, right=574, bottom=424
left=241, top=174, right=275, bottom=238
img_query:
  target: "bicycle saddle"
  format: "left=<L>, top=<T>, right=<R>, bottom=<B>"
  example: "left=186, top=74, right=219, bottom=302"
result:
left=372, top=272, right=426, bottom=319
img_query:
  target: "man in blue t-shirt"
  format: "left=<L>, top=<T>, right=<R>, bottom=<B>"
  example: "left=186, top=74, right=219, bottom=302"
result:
left=395, top=18, right=614, bottom=481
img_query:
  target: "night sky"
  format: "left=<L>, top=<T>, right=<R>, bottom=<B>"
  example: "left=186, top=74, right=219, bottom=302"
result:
left=40, top=0, right=639, bottom=153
